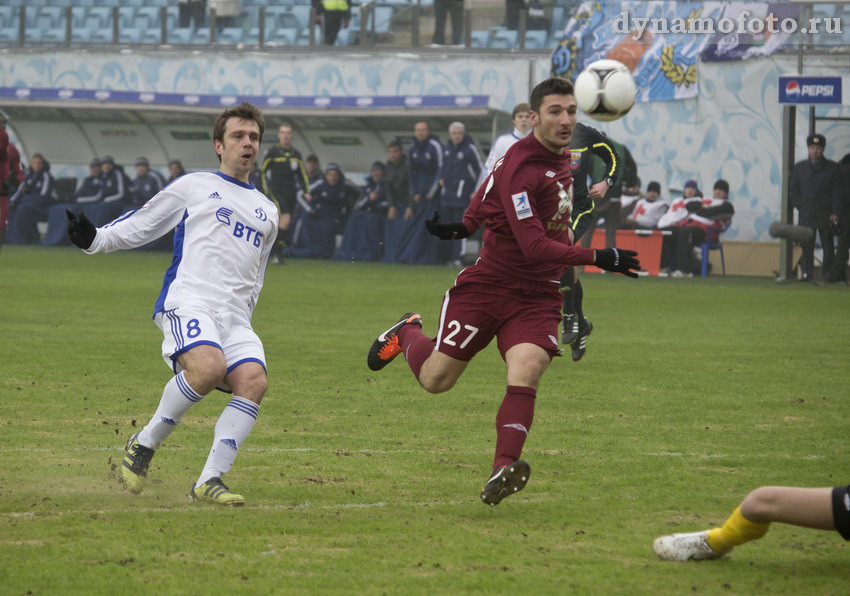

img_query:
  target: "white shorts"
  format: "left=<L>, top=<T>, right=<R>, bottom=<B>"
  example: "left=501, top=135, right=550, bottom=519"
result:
left=154, top=306, right=267, bottom=379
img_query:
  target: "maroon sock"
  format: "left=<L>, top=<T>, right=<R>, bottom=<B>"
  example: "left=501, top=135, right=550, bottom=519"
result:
left=493, top=385, right=537, bottom=469
left=398, top=323, right=435, bottom=381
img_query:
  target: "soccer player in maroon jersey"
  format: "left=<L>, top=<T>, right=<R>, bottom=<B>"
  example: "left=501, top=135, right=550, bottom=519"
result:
left=366, top=78, right=641, bottom=506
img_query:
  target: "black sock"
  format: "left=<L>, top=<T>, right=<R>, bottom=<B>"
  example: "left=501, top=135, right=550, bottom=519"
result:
left=575, top=278, right=584, bottom=321
left=560, top=266, right=575, bottom=317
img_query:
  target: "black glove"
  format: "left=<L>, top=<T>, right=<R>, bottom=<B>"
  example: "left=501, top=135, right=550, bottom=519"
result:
left=425, top=211, right=469, bottom=240
left=685, top=201, right=702, bottom=213
left=595, top=247, right=641, bottom=278
left=66, top=209, right=96, bottom=250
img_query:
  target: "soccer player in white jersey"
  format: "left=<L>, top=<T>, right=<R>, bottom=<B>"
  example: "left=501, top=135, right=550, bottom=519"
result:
left=66, top=102, right=278, bottom=506
left=479, top=103, right=532, bottom=185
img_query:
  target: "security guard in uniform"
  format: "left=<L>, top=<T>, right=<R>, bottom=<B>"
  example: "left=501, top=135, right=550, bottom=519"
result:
left=560, top=122, right=621, bottom=361
left=313, top=0, right=351, bottom=45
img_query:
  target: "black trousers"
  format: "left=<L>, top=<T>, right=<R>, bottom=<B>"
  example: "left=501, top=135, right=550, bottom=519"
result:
left=433, top=0, right=464, bottom=44
left=800, top=225, right=834, bottom=279
left=660, top=225, right=707, bottom=274
left=323, top=11, right=346, bottom=45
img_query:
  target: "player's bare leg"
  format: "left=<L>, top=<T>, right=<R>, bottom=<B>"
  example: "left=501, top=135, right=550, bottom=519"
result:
left=123, top=345, right=225, bottom=494
left=482, top=343, right=550, bottom=505
left=191, top=361, right=268, bottom=506
left=653, top=487, right=836, bottom=561
left=417, top=350, right=468, bottom=394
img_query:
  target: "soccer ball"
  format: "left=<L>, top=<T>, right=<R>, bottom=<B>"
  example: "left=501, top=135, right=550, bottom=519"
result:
left=574, top=59, right=637, bottom=122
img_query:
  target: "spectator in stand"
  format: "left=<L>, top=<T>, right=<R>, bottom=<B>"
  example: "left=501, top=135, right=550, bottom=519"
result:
left=7, top=153, right=57, bottom=244
left=621, top=180, right=668, bottom=230
left=42, top=159, right=104, bottom=246
left=432, top=0, right=464, bottom=46
left=0, top=113, right=24, bottom=250
left=290, top=163, right=355, bottom=259
left=314, top=0, right=351, bottom=46
left=208, top=0, right=239, bottom=29
left=438, top=122, right=483, bottom=266
left=504, top=0, right=523, bottom=29
left=660, top=179, right=734, bottom=278
left=789, top=134, right=844, bottom=282
left=168, top=159, right=186, bottom=183
left=395, top=122, right=442, bottom=264
left=481, top=103, right=532, bottom=183
left=382, top=140, right=411, bottom=263
left=178, top=0, right=206, bottom=28
left=89, top=156, right=131, bottom=226
left=304, top=154, right=322, bottom=184
left=337, top=161, right=390, bottom=262
left=131, top=157, right=163, bottom=208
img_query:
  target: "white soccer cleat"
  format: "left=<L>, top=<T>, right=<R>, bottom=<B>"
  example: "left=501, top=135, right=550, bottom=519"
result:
left=652, top=531, right=729, bottom=562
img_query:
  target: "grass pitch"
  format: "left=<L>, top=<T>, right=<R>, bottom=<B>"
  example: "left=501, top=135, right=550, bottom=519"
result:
left=1, top=246, right=848, bottom=594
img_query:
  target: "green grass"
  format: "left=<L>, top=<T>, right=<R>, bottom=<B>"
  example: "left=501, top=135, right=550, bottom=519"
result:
left=1, top=245, right=848, bottom=594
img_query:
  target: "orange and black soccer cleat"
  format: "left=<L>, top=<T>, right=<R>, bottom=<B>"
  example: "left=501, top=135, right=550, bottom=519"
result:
left=367, top=312, right=422, bottom=371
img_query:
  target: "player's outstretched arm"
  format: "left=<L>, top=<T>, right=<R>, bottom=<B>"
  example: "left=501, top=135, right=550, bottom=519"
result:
left=66, top=209, right=96, bottom=250
left=594, top=247, right=641, bottom=278
left=425, top=211, right=469, bottom=240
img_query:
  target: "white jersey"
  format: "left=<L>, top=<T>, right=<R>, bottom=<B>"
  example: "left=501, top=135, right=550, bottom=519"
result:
left=628, top=198, right=669, bottom=228
left=480, top=128, right=531, bottom=185
left=86, top=171, right=279, bottom=320
left=657, top=196, right=702, bottom=228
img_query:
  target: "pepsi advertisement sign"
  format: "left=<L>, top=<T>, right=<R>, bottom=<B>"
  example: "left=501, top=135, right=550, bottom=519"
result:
left=779, top=76, right=843, bottom=104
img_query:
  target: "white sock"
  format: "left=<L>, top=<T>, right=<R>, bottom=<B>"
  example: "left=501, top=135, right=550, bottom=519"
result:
left=137, top=371, right=206, bottom=449
left=196, top=396, right=259, bottom=487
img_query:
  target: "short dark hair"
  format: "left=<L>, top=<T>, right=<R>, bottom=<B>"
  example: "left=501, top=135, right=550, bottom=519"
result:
left=530, top=77, right=575, bottom=113
left=512, top=103, right=531, bottom=118
left=387, top=140, right=403, bottom=150
left=213, top=102, right=265, bottom=149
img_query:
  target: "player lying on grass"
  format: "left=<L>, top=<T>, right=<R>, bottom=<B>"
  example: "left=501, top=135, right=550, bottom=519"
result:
left=67, top=102, right=278, bottom=506
left=653, top=484, right=850, bottom=561
left=367, top=77, right=641, bottom=506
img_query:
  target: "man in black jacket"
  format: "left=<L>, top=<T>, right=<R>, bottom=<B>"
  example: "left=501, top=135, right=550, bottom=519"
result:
left=789, top=134, right=844, bottom=282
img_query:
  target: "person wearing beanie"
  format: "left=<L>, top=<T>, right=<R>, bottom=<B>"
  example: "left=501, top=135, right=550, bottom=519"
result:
left=6, top=152, right=58, bottom=244
left=789, top=133, right=844, bottom=282
left=336, top=160, right=391, bottom=262
left=621, top=180, right=668, bottom=230
left=658, top=177, right=734, bottom=277
left=288, top=161, right=356, bottom=259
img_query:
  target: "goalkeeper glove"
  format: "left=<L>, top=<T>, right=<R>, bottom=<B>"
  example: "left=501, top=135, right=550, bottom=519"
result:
left=66, top=209, right=96, bottom=250
left=425, top=211, right=469, bottom=240
left=595, top=247, right=641, bottom=278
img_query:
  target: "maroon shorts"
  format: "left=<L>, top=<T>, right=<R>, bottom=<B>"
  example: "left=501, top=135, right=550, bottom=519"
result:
left=434, top=264, right=563, bottom=362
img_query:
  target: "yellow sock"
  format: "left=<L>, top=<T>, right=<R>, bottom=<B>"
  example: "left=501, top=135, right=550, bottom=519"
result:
left=706, top=506, right=771, bottom=553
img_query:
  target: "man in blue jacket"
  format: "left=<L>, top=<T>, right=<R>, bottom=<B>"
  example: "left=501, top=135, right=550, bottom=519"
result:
left=89, top=155, right=131, bottom=226
left=42, top=158, right=104, bottom=246
left=7, top=153, right=57, bottom=244
left=290, top=163, right=356, bottom=259
left=438, top=122, right=483, bottom=265
left=396, top=122, right=443, bottom=264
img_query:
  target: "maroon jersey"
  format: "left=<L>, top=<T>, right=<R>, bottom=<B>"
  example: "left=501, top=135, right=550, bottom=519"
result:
left=462, top=133, right=595, bottom=282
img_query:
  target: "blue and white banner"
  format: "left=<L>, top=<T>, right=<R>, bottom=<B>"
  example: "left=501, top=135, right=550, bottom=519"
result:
left=0, top=87, right=489, bottom=110
left=702, top=3, right=800, bottom=62
left=551, top=1, right=726, bottom=102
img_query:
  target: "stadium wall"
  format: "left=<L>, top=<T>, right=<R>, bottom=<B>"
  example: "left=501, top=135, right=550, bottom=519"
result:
left=2, top=49, right=848, bottom=245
